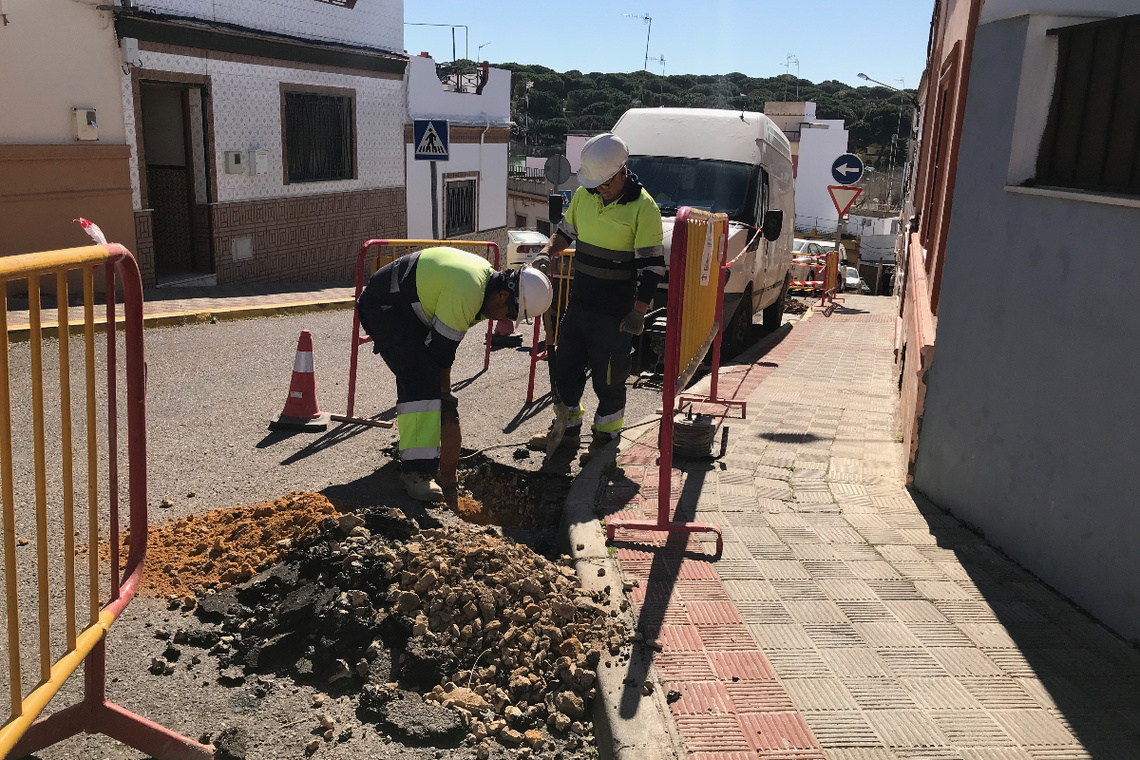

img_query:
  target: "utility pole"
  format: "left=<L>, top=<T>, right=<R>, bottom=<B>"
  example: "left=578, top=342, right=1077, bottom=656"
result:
left=623, top=13, right=653, bottom=71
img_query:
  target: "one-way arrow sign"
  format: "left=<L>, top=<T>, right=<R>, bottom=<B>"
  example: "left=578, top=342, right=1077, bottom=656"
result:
left=828, top=185, right=863, bottom=217
left=831, top=153, right=864, bottom=185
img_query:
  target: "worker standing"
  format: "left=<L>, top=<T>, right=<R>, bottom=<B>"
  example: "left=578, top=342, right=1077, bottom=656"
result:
left=529, top=133, right=664, bottom=459
left=357, top=246, right=552, bottom=501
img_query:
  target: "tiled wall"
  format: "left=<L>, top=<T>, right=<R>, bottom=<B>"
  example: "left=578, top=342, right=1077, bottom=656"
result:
left=123, top=50, right=406, bottom=207
left=210, top=186, right=406, bottom=284
left=134, top=0, right=402, bottom=51
left=134, top=210, right=156, bottom=287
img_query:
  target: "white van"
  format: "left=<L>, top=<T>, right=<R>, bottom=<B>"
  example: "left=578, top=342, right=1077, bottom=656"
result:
left=612, top=108, right=796, bottom=352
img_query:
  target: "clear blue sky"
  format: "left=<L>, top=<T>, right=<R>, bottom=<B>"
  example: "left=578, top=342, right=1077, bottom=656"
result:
left=404, top=0, right=934, bottom=90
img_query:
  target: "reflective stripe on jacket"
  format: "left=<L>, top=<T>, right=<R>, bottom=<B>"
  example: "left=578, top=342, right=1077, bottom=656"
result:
left=357, top=246, right=492, bottom=368
left=556, top=178, right=664, bottom=315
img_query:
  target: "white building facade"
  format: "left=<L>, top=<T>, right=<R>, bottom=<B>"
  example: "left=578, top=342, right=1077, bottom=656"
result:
left=404, top=54, right=511, bottom=249
left=115, top=1, right=407, bottom=286
left=765, top=101, right=850, bottom=233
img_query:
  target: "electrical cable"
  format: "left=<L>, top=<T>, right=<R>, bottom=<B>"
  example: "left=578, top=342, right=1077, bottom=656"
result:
left=457, top=415, right=664, bottom=461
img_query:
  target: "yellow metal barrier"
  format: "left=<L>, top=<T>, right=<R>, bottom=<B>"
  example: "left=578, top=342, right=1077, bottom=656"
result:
left=0, top=245, right=210, bottom=759
left=675, top=209, right=729, bottom=390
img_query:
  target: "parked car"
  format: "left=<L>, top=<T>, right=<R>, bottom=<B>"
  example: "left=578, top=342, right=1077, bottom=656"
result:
left=505, top=230, right=549, bottom=268
left=613, top=107, right=797, bottom=356
left=860, top=278, right=870, bottom=294
left=844, top=266, right=860, bottom=292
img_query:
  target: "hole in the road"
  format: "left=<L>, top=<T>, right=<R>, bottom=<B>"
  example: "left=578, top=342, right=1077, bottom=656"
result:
left=454, top=453, right=572, bottom=533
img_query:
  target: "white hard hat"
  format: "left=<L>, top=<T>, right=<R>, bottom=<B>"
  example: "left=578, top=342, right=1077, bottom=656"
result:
left=578, top=133, right=629, bottom=189
left=515, top=266, right=553, bottom=327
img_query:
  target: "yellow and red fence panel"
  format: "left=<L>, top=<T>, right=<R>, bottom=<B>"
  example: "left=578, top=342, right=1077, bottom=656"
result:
left=606, top=207, right=730, bottom=554
left=525, top=249, right=574, bottom=404
left=341, top=239, right=501, bottom=428
left=0, top=245, right=210, bottom=759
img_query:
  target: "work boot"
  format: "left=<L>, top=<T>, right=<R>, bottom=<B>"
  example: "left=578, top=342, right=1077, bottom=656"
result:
left=579, top=432, right=617, bottom=465
left=400, top=472, right=444, bottom=502
left=440, top=480, right=459, bottom=510
left=527, top=426, right=581, bottom=451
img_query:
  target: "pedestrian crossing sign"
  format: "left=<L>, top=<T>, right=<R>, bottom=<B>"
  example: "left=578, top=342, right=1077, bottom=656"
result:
left=413, top=119, right=449, bottom=161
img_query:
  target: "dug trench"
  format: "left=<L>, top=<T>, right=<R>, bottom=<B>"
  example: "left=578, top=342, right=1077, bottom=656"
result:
left=115, top=455, right=633, bottom=760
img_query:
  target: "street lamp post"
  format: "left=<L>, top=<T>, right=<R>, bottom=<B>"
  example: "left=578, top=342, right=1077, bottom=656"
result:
left=405, top=22, right=470, bottom=61
left=477, top=41, right=492, bottom=60
left=858, top=73, right=912, bottom=207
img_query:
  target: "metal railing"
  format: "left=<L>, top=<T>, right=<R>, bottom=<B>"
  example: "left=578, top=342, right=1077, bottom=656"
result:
left=0, top=245, right=210, bottom=759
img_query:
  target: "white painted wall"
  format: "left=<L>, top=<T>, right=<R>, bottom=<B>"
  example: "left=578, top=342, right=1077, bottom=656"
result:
left=0, top=0, right=126, bottom=144
left=405, top=54, right=511, bottom=239
left=566, top=134, right=590, bottom=173
left=979, top=0, right=1139, bottom=24
left=848, top=214, right=899, bottom=236
left=123, top=49, right=406, bottom=209
left=134, top=0, right=402, bottom=52
left=406, top=55, right=511, bottom=125
left=405, top=142, right=508, bottom=238
left=795, top=121, right=849, bottom=233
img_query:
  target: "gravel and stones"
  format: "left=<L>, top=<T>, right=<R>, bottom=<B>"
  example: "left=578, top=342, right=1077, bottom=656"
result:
left=176, top=498, right=629, bottom=755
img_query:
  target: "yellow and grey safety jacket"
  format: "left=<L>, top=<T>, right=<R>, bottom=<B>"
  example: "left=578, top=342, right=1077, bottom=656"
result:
left=553, top=172, right=665, bottom=316
left=357, top=246, right=493, bottom=368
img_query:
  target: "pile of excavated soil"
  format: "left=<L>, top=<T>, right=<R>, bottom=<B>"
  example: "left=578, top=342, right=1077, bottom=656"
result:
left=166, top=508, right=630, bottom=756
left=117, top=492, right=337, bottom=597
left=784, top=295, right=810, bottom=315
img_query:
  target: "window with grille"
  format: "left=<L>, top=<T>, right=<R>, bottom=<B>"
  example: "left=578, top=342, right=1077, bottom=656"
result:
left=445, top=180, right=477, bottom=236
left=284, top=91, right=354, bottom=182
left=1036, top=15, right=1140, bottom=196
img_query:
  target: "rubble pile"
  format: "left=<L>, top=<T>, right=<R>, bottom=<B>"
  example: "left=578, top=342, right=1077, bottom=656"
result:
left=182, top=506, right=628, bottom=755
left=121, top=492, right=337, bottom=596
left=784, top=295, right=810, bottom=315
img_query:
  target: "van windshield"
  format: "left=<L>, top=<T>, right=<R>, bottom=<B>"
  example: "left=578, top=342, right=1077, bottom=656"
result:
left=627, top=156, right=753, bottom=223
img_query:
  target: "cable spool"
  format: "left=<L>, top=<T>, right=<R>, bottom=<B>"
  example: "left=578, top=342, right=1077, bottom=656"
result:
left=672, top=410, right=718, bottom=458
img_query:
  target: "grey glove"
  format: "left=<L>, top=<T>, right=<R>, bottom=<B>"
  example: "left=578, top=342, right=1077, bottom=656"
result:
left=619, top=309, right=646, bottom=336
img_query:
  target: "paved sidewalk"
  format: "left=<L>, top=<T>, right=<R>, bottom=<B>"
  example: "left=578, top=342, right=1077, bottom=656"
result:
left=5, top=280, right=355, bottom=332
left=603, top=295, right=1140, bottom=760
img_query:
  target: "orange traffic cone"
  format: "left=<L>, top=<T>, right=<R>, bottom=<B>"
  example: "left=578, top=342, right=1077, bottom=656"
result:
left=269, top=330, right=330, bottom=431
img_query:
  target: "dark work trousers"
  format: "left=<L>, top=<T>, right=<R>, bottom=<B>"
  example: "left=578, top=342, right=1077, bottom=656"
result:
left=554, top=304, right=631, bottom=439
left=357, top=303, right=441, bottom=473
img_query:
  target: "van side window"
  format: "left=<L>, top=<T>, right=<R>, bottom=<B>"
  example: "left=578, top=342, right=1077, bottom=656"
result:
left=757, top=168, right=770, bottom=230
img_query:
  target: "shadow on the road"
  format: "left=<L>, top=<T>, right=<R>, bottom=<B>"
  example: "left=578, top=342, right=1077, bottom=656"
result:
left=262, top=419, right=386, bottom=465
left=907, top=486, right=1140, bottom=755
left=452, top=367, right=486, bottom=393
left=759, top=432, right=823, bottom=444
left=322, top=459, right=447, bottom=529
left=827, top=303, right=870, bottom=316
left=599, top=458, right=721, bottom=720
left=503, top=394, right=554, bottom=435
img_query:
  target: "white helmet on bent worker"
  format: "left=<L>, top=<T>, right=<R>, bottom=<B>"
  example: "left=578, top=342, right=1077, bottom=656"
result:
left=578, top=133, right=629, bottom=189
left=513, top=266, right=553, bottom=328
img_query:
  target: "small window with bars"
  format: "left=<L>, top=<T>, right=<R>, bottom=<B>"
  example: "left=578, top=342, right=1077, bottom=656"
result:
left=284, top=91, right=354, bottom=183
left=445, top=179, right=477, bottom=237
left=1036, top=15, right=1140, bottom=196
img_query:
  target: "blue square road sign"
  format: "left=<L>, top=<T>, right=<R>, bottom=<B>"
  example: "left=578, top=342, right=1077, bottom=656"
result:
left=413, top=119, right=449, bottom=161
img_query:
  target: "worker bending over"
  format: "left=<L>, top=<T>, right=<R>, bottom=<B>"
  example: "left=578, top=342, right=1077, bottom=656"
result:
left=357, top=246, right=552, bottom=501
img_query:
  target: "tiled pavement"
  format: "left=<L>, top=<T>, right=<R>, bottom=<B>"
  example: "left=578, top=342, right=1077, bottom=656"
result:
left=603, top=296, right=1140, bottom=760
left=4, top=280, right=355, bottom=328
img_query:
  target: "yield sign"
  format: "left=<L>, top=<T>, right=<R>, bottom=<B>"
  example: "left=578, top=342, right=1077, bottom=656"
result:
left=828, top=185, right=863, bottom=216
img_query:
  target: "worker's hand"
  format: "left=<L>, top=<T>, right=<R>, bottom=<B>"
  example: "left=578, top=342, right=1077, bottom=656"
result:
left=619, top=309, right=645, bottom=336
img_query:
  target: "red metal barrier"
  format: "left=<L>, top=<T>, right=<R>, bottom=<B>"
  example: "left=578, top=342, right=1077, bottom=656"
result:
left=525, top=250, right=573, bottom=405
left=819, top=250, right=844, bottom=309
left=1, top=245, right=210, bottom=760
left=341, top=239, right=500, bottom=427
left=605, top=208, right=728, bottom=554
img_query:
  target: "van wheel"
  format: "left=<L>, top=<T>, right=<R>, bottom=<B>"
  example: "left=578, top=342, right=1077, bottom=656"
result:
left=723, top=288, right=753, bottom=358
left=763, top=273, right=791, bottom=329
